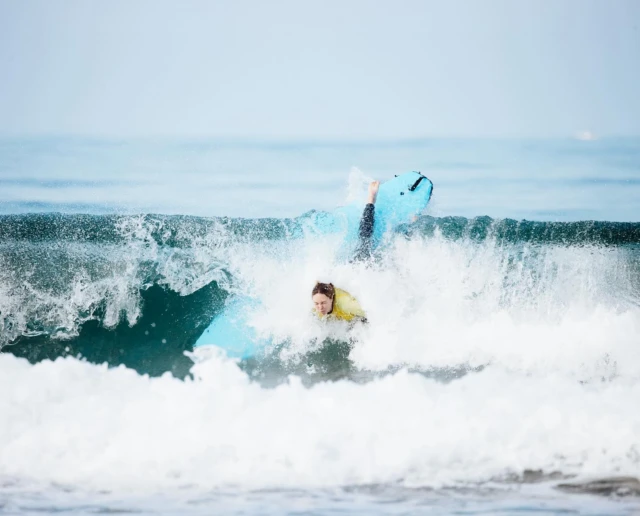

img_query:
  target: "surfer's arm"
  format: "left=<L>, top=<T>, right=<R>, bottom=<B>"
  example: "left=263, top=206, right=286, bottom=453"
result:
left=361, top=180, right=379, bottom=238
left=358, top=203, right=375, bottom=240
left=353, top=181, right=379, bottom=262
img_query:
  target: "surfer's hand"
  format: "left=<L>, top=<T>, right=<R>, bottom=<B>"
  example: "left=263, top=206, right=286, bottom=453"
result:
left=368, top=181, right=380, bottom=204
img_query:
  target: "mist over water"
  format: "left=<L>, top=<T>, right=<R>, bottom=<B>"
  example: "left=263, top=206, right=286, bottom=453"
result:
left=1, top=137, right=640, bottom=514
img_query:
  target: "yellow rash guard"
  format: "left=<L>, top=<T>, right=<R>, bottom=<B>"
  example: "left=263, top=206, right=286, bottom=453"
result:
left=315, top=287, right=366, bottom=322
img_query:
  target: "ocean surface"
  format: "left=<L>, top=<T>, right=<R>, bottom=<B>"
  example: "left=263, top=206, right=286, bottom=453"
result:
left=1, top=137, right=640, bottom=515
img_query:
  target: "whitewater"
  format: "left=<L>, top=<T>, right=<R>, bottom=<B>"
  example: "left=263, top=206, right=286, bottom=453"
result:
left=1, top=137, right=640, bottom=515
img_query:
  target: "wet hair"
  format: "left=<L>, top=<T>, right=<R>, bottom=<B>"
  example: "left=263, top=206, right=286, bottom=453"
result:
left=312, top=282, right=335, bottom=299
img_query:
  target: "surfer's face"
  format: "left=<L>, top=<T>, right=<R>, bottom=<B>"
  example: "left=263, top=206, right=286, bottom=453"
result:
left=312, top=293, right=333, bottom=315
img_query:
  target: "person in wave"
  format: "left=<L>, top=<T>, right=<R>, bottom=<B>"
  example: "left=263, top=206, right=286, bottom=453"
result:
left=311, top=180, right=379, bottom=322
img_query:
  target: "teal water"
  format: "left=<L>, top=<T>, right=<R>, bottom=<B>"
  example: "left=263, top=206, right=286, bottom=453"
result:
left=1, top=137, right=640, bottom=515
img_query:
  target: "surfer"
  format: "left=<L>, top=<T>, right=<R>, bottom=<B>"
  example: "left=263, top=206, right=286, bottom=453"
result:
left=311, top=180, right=379, bottom=321
left=312, top=282, right=366, bottom=322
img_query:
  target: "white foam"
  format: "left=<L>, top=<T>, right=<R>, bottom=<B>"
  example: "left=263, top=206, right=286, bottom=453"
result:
left=1, top=350, right=640, bottom=494
left=231, top=232, right=640, bottom=380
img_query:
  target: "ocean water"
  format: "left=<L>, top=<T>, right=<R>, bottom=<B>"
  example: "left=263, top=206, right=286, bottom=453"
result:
left=1, top=137, right=640, bottom=515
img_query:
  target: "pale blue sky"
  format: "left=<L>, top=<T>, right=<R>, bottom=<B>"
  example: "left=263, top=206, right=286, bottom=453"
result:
left=1, top=0, right=638, bottom=139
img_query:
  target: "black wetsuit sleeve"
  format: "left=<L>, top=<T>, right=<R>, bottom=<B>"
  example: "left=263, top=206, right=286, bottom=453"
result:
left=353, top=203, right=375, bottom=262
left=359, top=203, right=375, bottom=240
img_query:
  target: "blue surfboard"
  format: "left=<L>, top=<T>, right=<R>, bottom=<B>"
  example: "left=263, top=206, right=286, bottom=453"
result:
left=195, top=172, right=433, bottom=357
